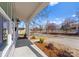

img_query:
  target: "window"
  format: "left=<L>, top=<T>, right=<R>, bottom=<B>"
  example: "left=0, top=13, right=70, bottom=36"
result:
left=0, top=13, right=10, bottom=52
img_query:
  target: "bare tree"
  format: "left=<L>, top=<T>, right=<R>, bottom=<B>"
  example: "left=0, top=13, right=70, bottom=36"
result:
left=30, top=6, right=52, bottom=33
left=46, top=23, right=57, bottom=33
left=76, top=11, right=79, bottom=30
left=61, top=17, right=76, bottom=33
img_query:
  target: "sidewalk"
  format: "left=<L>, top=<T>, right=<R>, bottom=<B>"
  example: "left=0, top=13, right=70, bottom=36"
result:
left=12, top=39, right=42, bottom=57
left=13, top=46, right=37, bottom=57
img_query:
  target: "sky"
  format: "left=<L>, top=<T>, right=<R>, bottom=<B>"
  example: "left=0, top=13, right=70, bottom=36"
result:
left=48, top=2, right=79, bottom=24
left=19, top=2, right=79, bottom=28
left=18, top=20, right=25, bottom=28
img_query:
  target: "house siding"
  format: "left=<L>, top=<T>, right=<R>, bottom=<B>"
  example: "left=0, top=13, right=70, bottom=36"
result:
left=0, top=14, right=3, bottom=47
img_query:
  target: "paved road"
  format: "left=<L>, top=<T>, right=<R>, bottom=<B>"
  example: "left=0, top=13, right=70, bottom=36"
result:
left=34, top=33, right=79, bottom=49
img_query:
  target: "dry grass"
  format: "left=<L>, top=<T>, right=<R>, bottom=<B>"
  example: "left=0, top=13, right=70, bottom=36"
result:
left=30, top=36, right=48, bottom=40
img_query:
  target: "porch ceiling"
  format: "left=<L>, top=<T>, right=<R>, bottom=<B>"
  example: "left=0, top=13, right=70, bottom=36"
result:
left=14, top=2, right=49, bottom=22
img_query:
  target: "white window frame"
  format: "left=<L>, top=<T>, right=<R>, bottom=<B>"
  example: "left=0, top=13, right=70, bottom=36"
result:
left=0, top=7, right=14, bottom=57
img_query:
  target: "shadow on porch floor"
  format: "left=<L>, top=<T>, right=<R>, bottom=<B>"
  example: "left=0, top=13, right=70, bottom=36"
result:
left=13, top=39, right=43, bottom=57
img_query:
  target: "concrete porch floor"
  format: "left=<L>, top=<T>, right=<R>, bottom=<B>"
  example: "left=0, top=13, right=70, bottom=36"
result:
left=12, top=39, right=43, bottom=57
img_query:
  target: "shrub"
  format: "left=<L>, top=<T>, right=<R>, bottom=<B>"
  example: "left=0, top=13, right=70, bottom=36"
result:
left=45, top=43, right=54, bottom=50
left=31, top=36, right=36, bottom=39
left=39, top=37, right=44, bottom=43
left=57, top=50, right=73, bottom=57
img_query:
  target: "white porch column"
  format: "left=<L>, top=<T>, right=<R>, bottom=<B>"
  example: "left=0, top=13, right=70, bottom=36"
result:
left=25, top=21, right=30, bottom=39
left=16, top=26, right=19, bottom=40
left=15, top=20, right=19, bottom=40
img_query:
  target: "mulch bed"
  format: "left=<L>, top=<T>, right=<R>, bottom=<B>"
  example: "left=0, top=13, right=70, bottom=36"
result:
left=35, top=42, right=73, bottom=57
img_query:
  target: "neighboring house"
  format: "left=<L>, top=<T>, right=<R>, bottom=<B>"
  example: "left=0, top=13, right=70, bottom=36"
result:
left=70, top=23, right=79, bottom=30
left=18, top=28, right=26, bottom=37
left=46, top=23, right=57, bottom=33
left=70, top=23, right=79, bottom=34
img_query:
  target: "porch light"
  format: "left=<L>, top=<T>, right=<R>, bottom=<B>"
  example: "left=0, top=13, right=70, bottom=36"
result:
left=12, top=18, right=14, bottom=22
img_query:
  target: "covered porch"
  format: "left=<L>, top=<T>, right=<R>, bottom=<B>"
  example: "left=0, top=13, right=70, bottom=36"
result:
left=11, top=2, right=49, bottom=57
left=12, top=39, right=47, bottom=57
left=0, top=2, right=49, bottom=57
